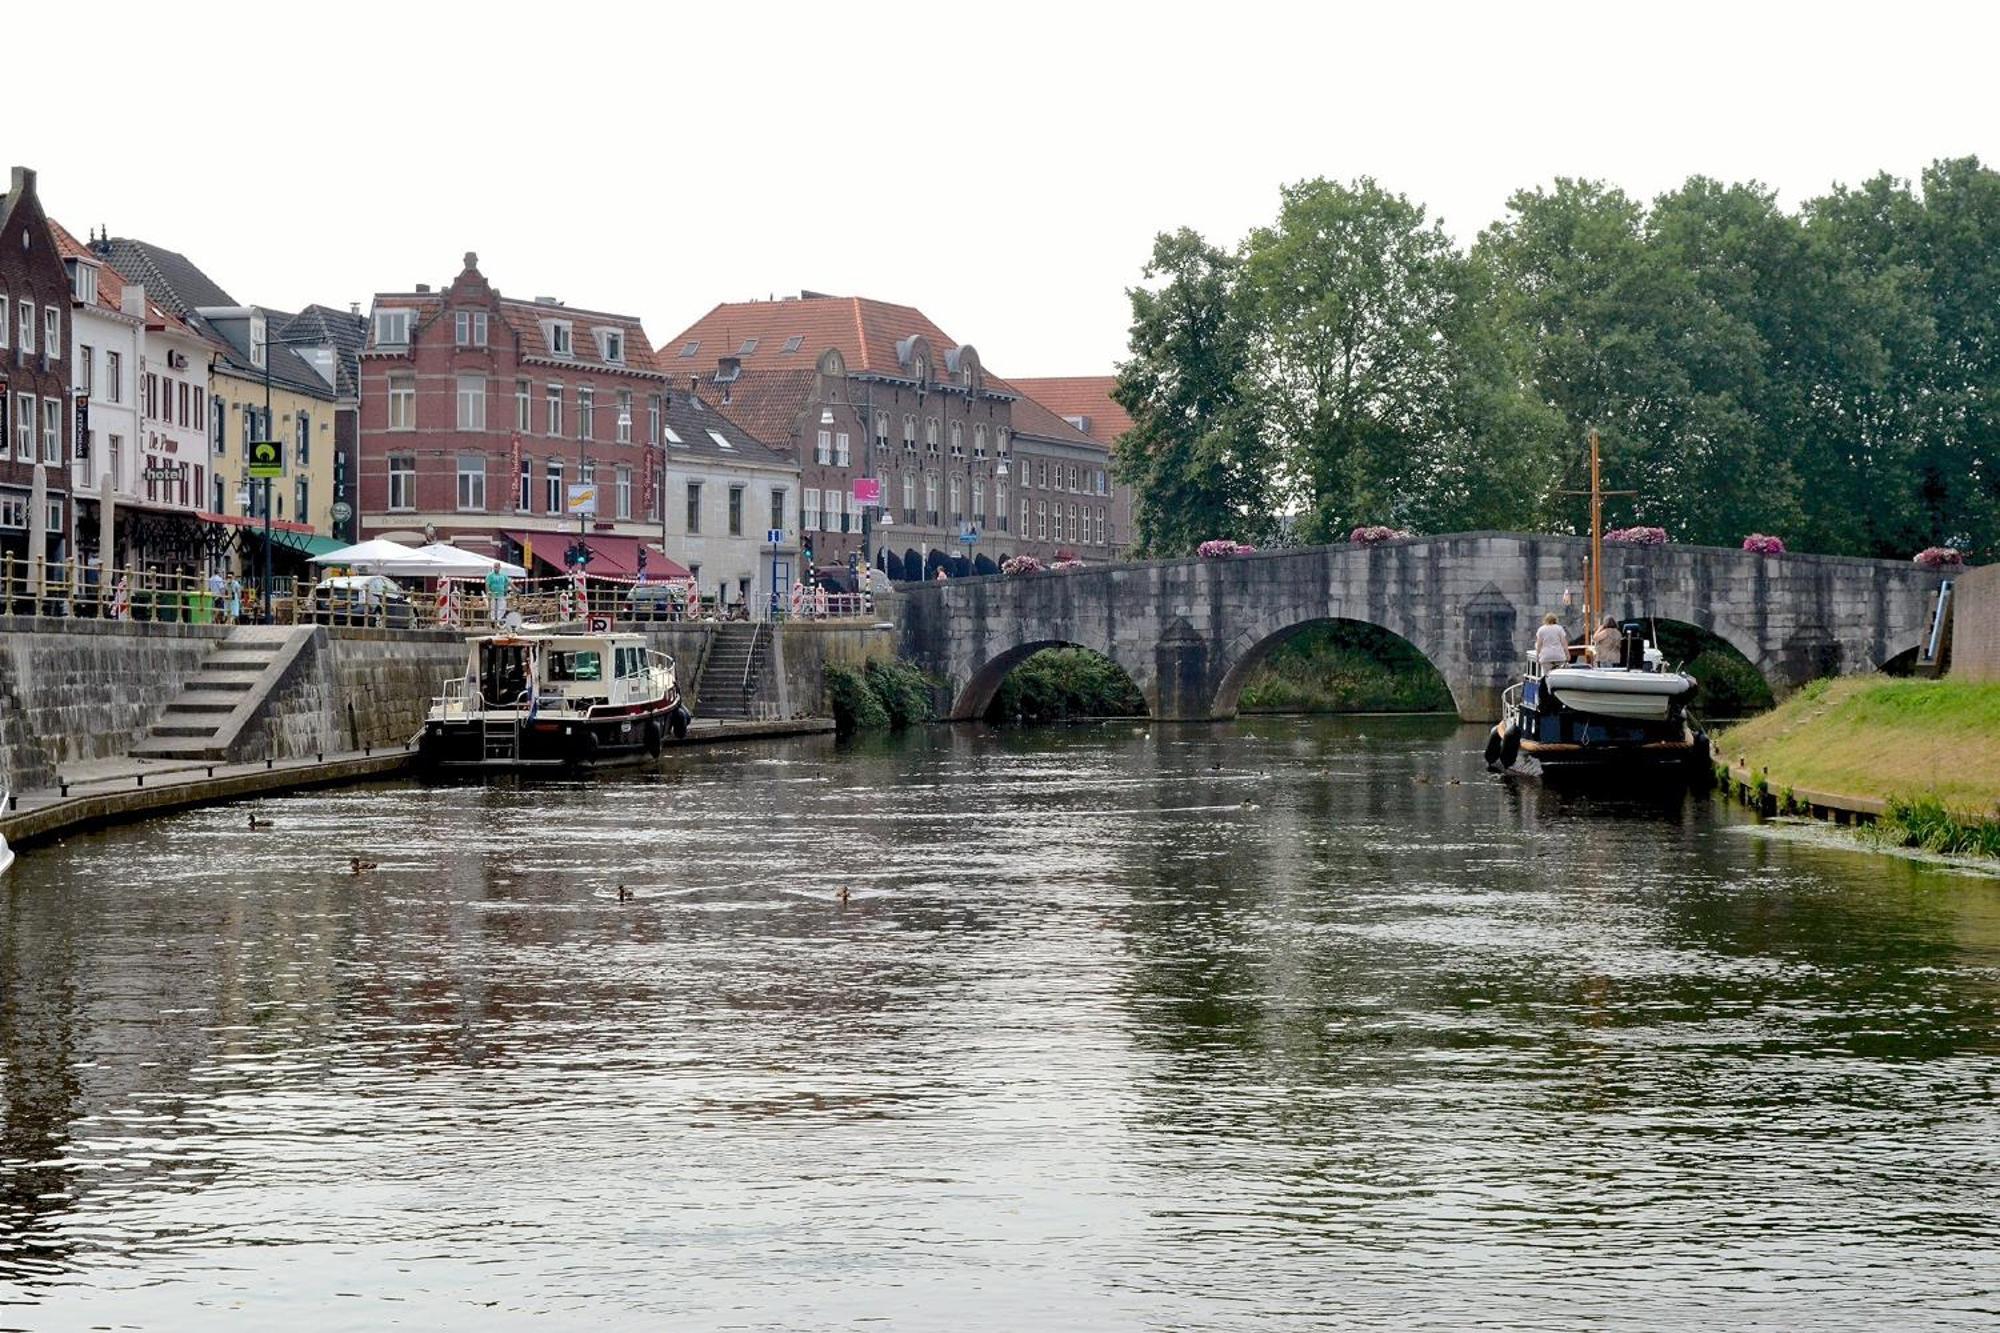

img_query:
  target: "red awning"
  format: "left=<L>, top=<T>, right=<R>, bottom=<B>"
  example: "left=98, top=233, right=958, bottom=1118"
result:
left=500, top=530, right=689, bottom=581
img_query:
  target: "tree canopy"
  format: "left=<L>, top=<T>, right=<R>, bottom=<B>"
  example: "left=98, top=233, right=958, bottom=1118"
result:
left=1112, top=159, right=2000, bottom=561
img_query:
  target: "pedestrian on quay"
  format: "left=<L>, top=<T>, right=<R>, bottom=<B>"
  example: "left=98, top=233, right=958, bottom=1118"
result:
left=225, top=572, right=243, bottom=625
left=206, top=567, right=226, bottom=623
left=485, top=566, right=510, bottom=625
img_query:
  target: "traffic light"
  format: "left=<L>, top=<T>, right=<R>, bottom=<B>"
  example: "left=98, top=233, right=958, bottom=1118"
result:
left=802, top=538, right=815, bottom=568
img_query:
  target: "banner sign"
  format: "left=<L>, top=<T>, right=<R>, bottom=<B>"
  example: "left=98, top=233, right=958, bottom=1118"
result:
left=566, top=483, right=598, bottom=516
left=851, top=477, right=882, bottom=508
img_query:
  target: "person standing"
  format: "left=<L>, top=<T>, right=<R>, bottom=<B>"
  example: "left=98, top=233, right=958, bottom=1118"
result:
left=206, top=568, right=226, bottom=624
left=225, top=572, right=243, bottom=625
left=485, top=566, right=510, bottom=625
left=1590, top=616, right=1623, bottom=666
left=1532, top=613, right=1570, bottom=668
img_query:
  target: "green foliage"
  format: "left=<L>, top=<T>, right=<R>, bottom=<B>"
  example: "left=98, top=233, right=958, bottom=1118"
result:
left=864, top=659, right=935, bottom=730
left=986, top=648, right=1146, bottom=723
left=824, top=663, right=888, bottom=736
left=1237, top=622, right=1454, bottom=713
left=1119, top=159, right=2000, bottom=561
left=1870, top=795, right=2000, bottom=858
left=1112, top=230, right=1273, bottom=556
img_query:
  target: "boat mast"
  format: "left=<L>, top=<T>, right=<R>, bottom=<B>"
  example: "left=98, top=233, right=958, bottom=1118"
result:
left=1588, top=427, right=1603, bottom=633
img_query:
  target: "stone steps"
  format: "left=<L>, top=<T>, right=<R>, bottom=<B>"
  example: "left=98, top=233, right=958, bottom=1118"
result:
left=694, top=624, right=768, bottom=718
left=131, top=626, right=320, bottom=761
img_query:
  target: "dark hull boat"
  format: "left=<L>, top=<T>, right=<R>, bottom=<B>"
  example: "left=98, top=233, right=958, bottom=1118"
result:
left=1487, top=638, right=1709, bottom=778
left=417, top=631, right=693, bottom=772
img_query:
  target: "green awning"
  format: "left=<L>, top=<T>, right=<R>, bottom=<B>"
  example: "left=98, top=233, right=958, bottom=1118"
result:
left=258, top=529, right=347, bottom=557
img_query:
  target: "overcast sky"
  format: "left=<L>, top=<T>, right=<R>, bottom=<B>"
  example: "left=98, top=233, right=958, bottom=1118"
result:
left=13, top=1, right=1993, bottom=376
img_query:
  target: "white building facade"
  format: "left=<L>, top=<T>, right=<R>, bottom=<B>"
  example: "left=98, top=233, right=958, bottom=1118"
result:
left=657, top=395, right=798, bottom=612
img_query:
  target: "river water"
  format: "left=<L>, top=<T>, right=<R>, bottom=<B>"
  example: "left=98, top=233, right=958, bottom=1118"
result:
left=1, top=717, right=1996, bottom=1330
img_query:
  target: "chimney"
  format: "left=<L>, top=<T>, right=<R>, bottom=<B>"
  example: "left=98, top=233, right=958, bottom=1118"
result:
left=122, top=283, right=146, bottom=319
left=415, top=283, right=431, bottom=294
left=10, top=166, right=35, bottom=200
left=349, top=301, right=360, bottom=316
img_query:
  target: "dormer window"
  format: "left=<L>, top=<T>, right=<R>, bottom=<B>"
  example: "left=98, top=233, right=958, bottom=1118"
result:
left=454, top=310, right=488, bottom=346
left=373, top=308, right=411, bottom=348
left=68, top=258, right=97, bottom=306
left=597, top=329, right=625, bottom=363
left=679, top=340, right=699, bottom=358
left=249, top=313, right=267, bottom=368
left=546, top=321, right=574, bottom=357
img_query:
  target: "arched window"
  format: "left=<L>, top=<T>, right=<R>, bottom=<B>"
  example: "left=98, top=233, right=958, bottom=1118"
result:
left=973, top=424, right=988, bottom=460
left=949, top=421, right=963, bottom=457
left=903, top=414, right=917, bottom=451
left=925, top=417, right=939, bottom=452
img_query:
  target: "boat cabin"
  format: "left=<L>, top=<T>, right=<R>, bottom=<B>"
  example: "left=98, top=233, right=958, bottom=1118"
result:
left=441, top=632, right=675, bottom=720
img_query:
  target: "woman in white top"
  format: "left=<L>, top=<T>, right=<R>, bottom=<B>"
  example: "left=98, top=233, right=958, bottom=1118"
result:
left=1532, top=613, right=1571, bottom=667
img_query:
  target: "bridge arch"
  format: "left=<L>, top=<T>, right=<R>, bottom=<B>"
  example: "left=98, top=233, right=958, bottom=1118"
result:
left=951, top=637, right=1151, bottom=722
left=1211, top=616, right=1461, bottom=719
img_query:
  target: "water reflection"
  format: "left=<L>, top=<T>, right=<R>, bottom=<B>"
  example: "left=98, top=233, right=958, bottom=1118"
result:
left=1, top=718, right=1996, bottom=1329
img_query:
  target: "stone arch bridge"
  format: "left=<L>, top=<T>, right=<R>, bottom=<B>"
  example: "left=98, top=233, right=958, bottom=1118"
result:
left=896, top=533, right=1946, bottom=722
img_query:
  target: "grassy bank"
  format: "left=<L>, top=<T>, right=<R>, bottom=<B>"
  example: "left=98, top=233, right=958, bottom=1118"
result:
left=1717, top=677, right=2000, bottom=820
left=1238, top=623, right=1453, bottom=713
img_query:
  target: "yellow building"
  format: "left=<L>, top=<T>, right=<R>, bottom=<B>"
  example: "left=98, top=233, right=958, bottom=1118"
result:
left=197, top=308, right=339, bottom=533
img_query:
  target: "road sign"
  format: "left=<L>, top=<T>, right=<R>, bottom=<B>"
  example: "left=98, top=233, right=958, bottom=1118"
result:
left=959, top=528, right=979, bottom=544
left=566, top=483, right=597, bottom=516
left=766, top=528, right=784, bottom=546
left=248, top=439, right=282, bottom=479
left=330, top=500, right=353, bottom=522
left=586, top=613, right=612, bottom=633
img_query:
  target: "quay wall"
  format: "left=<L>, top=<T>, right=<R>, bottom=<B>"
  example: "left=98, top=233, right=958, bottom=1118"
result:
left=0, top=618, right=891, bottom=794
left=1951, top=565, right=2000, bottom=682
left=0, top=616, right=229, bottom=792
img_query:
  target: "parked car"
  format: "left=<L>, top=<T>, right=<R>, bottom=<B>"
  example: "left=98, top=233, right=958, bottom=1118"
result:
left=312, top=574, right=413, bottom=627
left=623, top=583, right=691, bottom=622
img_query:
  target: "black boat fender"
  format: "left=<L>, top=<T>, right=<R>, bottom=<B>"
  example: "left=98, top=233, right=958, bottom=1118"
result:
left=1484, top=727, right=1503, bottom=766
left=643, top=719, right=663, bottom=757
left=670, top=705, right=691, bottom=740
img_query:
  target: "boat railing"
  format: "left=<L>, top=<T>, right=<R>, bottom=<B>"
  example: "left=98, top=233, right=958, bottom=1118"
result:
left=434, top=675, right=477, bottom=720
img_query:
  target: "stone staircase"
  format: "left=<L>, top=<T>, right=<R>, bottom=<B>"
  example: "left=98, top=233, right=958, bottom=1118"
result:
left=131, top=626, right=316, bottom=761
left=693, top=623, right=769, bottom=720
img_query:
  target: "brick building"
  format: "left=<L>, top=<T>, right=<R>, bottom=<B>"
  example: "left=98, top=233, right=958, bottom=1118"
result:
left=357, top=254, right=684, bottom=579
left=1007, top=376, right=1135, bottom=559
left=0, top=167, right=73, bottom=572
left=661, top=293, right=1129, bottom=584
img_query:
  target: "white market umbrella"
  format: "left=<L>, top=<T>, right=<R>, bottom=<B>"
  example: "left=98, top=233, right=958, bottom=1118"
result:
left=309, top=537, right=421, bottom=571
left=403, top=544, right=527, bottom=579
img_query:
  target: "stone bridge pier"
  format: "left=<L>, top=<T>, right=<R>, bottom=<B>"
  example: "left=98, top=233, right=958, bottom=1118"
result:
left=897, top=533, right=1946, bottom=724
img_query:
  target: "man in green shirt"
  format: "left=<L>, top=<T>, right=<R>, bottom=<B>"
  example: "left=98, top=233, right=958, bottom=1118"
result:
left=485, top=568, right=510, bottom=625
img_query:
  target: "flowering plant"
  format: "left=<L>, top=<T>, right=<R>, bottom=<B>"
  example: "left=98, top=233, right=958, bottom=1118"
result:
left=1604, top=526, right=1668, bottom=545
left=1001, top=554, right=1044, bottom=576
left=1052, top=557, right=1084, bottom=571
left=1197, top=539, right=1250, bottom=558
left=1348, top=526, right=1412, bottom=546
left=1913, top=546, right=1966, bottom=569
left=1741, top=533, right=1787, bottom=555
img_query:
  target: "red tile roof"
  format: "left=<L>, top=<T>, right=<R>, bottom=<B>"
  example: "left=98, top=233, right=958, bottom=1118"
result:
left=49, top=216, right=199, bottom=338
left=1008, top=377, right=1133, bottom=448
left=661, top=293, right=1111, bottom=453
left=659, top=294, right=970, bottom=380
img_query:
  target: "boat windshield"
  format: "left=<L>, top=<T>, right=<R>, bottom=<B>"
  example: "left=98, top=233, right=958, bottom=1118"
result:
left=547, top=649, right=603, bottom=683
